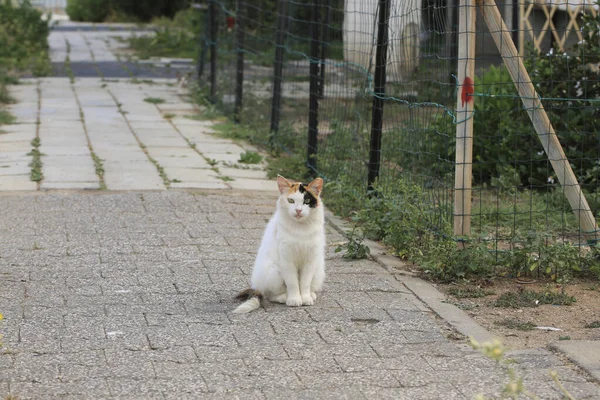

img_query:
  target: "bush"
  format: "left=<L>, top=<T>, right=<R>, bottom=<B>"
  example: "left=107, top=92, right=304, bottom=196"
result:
left=66, top=0, right=190, bottom=22
left=114, top=0, right=189, bottom=22
left=66, top=0, right=109, bottom=22
left=1, top=0, right=50, bottom=115
left=412, top=1, right=600, bottom=189
left=0, top=0, right=50, bottom=72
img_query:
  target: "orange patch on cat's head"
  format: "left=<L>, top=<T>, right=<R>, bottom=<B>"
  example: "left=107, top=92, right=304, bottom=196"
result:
left=277, top=175, right=323, bottom=209
left=277, top=175, right=323, bottom=196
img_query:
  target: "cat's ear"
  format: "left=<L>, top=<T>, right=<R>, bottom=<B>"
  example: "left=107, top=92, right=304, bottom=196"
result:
left=277, top=174, right=292, bottom=194
left=306, top=177, right=323, bottom=197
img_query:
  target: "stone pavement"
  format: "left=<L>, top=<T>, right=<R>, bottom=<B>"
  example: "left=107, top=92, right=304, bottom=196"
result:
left=1, top=21, right=270, bottom=192
left=1, top=190, right=599, bottom=399
left=1, top=21, right=600, bottom=400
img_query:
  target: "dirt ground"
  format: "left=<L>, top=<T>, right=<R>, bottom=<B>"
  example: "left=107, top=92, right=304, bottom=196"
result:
left=434, top=279, right=600, bottom=350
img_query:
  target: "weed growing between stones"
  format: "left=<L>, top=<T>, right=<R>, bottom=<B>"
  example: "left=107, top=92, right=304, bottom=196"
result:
left=148, top=156, right=170, bottom=188
left=27, top=138, right=43, bottom=182
left=335, top=228, right=371, bottom=260
left=0, top=110, right=15, bottom=125
left=238, top=151, right=262, bottom=164
left=91, top=152, right=106, bottom=190
left=144, top=97, right=166, bottom=104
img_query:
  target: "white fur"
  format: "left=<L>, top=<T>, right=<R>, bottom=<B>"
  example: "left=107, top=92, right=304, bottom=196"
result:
left=231, top=297, right=260, bottom=314
left=233, top=177, right=325, bottom=313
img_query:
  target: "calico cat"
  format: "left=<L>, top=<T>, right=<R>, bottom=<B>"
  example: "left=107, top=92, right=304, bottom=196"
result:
left=232, top=175, right=326, bottom=313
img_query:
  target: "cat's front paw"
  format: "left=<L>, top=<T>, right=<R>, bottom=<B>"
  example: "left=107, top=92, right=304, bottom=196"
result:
left=301, top=294, right=314, bottom=306
left=286, top=296, right=303, bottom=307
left=310, top=292, right=317, bottom=302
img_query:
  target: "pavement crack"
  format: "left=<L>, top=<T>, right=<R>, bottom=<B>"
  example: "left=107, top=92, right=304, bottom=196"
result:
left=106, top=88, right=171, bottom=188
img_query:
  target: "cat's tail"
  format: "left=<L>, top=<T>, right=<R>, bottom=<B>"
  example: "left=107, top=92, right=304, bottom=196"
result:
left=232, top=288, right=263, bottom=314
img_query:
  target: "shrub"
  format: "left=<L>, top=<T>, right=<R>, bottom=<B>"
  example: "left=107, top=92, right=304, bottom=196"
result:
left=66, top=0, right=190, bottom=23
left=114, top=0, right=189, bottom=22
left=412, top=1, right=600, bottom=190
left=0, top=0, right=50, bottom=72
left=66, top=0, right=110, bottom=22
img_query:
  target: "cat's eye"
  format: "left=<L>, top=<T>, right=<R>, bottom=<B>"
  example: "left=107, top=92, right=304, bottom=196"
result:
left=303, top=198, right=311, bottom=205
left=287, top=198, right=294, bottom=204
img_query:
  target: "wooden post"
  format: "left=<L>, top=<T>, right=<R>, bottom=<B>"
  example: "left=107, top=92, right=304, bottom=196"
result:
left=476, top=0, right=599, bottom=244
left=453, top=0, right=477, bottom=244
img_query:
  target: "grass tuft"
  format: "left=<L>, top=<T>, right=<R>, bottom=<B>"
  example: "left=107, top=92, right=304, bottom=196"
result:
left=584, top=320, right=600, bottom=329
left=143, top=97, right=165, bottom=104
left=494, top=290, right=576, bottom=308
left=238, top=151, right=263, bottom=164
left=494, top=318, right=536, bottom=331
left=447, top=287, right=495, bottom=299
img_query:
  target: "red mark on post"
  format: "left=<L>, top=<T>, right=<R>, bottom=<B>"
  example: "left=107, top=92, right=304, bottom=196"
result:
left=226, top=16, right=235, bottom=30
left=461, top=77, right=474, bottom=107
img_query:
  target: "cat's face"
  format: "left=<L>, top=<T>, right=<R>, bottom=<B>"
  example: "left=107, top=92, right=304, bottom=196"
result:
left=277, top=175, right=323, bottom=221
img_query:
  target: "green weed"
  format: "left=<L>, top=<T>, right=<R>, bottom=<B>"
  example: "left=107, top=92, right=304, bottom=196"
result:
left=0, top=110, right=15, bottom=125
left=144, top=97, right=166, bottom=104
left=584, top=320, right=600, bottom=329
left=91, top=152, right=106, bottom=190
left=494, top=318, right=536, bottom=331
left=446, top=287, right=495, bottom=298
left=28, top=138, right=43, bottom=182
left=238, top=151, right=263, bottom=164
left=335, top=228, right=371, bottom=260
left=494, top=290, right=576, bottom=308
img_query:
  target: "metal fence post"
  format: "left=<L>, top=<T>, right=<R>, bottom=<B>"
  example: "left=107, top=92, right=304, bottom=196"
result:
left=209, top=0, right=218, bottom=104
left=317, top=0, right=330, bottom=100
left=367, top=0, right=391, bottom=192
left=195, top=3, right=210, bottom=80
left=307, top=0, right=321, bottom=173
left=234, top=0, right=245, bottom=123
left=270, top=0, right=288, bottom=136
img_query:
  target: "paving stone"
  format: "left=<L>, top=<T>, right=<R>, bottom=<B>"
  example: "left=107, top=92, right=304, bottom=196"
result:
left=218, top=167, right=268, bottom=179
left=227, top=178, right=276, bottom=191
left=0, top=176, right=37, bottom=191
left=163, top=167, right=218, bottom=182
left=0, top=25, right=598, bottom=399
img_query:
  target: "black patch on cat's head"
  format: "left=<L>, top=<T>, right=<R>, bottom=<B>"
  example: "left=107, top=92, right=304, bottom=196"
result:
left=299, top=183, right=318, bottom=208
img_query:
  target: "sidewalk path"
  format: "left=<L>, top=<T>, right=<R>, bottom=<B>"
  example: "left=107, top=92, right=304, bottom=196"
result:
left=1, top=22, right=600, bottom=399
left=1, top=22, right=269, bottom=192
left=1, top=190, right=599, bottom=399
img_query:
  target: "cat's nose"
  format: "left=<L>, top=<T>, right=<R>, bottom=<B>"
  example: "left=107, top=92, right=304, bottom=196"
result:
left=295, top=209, right=302, bottom=216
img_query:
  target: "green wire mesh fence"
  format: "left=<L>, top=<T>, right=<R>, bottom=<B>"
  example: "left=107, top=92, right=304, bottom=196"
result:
left=196, top=0, right=600, bottom=280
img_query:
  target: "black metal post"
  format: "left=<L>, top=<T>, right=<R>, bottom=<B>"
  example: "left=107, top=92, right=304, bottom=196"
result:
left=270, top=0, right=288, bottom=136
left=367, top=0, right=391, bottom=192
left=317, top=0, right=330, bottom=100
left=234, top=0, right=245, bottom=123
left=307, top=0, right=321, bottom=174
left=209, top=0, right=218, bottom=104
left=196, top=5, right=210, bottom=80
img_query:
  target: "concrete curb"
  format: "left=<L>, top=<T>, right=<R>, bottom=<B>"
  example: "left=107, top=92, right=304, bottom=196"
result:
left=324, top=209, right=495, bottom=344
left=550, top=341, right=600, bottom=383
left=324, top=209, right=600, bottom=384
